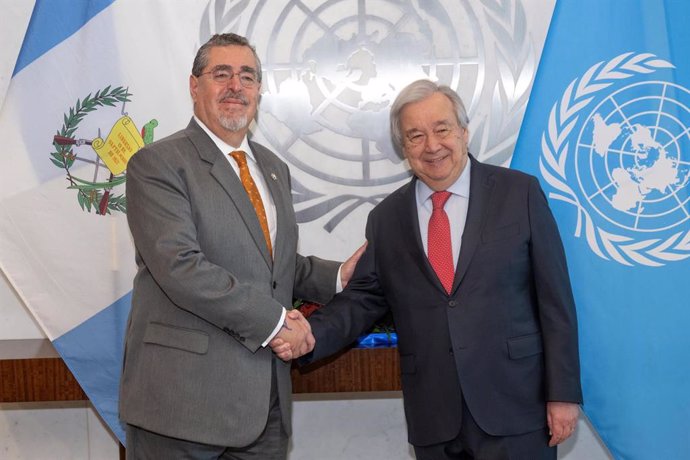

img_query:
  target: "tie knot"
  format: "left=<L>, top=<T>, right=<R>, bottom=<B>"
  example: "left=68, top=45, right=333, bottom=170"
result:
left=431, top=191, right=452, bottom=210
left=230, top=150, right=247, bottom=167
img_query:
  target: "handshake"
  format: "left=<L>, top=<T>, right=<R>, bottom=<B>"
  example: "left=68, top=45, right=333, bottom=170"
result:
left=269, top=241, right=368, bottom=362
left=269, top=309, right=313, bottom=361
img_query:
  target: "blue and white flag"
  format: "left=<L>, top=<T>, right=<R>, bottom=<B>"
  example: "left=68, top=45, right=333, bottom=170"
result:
left=0, top=0, right=203, bottom=443
left=512, top=1, right=690, bottom=459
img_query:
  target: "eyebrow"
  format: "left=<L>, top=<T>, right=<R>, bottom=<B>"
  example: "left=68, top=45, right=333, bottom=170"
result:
left=405, top=128, right=423, bottom=137
left=405, top=120, right=454, bottom=134
left=432, top=120, right=454, bottom=128
left=208, top=64, right=257, bottom=74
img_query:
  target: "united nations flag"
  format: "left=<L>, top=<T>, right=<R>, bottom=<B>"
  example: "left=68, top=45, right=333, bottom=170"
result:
left=512, top=1, right=690, bottom=459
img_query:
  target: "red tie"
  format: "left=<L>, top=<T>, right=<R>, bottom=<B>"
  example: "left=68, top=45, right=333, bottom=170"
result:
left=428, top=191, right=454, bottom=294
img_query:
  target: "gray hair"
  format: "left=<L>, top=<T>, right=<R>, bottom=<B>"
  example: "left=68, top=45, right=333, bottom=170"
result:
left=192, top=33, right=262, bottom=83
left=389, top=80, right=469, bottom=153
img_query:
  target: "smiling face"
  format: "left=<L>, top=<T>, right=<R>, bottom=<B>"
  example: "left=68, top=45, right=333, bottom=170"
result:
left=190, top=45, right=261, bottom=146
left=400, top=91, right=470, bottom=191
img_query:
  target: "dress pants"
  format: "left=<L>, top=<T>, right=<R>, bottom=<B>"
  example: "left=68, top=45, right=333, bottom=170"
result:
left=413, top=396, right=556, bottom=460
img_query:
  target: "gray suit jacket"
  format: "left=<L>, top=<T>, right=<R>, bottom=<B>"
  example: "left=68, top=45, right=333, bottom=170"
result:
left=305, top=156, right=582, bottom=446
left=119, top=118, right=339, bottom=447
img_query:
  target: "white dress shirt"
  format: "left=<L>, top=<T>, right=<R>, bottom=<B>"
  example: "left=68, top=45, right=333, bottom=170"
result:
left=415, top=159, right=472, bottom=268
left=194, top=116, right=284, bottom=345
left=194, top=116, right=277, bottom=249
left=194, top=117, right=345, bottom=347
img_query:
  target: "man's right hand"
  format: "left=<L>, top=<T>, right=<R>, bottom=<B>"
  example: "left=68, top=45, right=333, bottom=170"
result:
left=271, top=309, right=314, bottom=361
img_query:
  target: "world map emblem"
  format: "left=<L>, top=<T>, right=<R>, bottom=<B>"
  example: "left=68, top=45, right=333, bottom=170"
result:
left=201, top=0, right=534, bottom=231
left=540, top=52, right=690, bottom=266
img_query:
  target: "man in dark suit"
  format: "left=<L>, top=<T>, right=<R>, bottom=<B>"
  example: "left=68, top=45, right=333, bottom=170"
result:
left=273, top=80, right=582, bottom=459
left=120, top=33, right=363, bottom=459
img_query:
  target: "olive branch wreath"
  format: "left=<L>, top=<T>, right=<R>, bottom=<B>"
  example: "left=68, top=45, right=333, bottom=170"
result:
left=200, top=0, right=396, bottom=232
left=51, top=86, right=131, bottom=215
left=470, top=0, right=533, bottom=166
left=539, top=52, right=690, bottom=267
left=200, top=0, right=536, bottom=228
left=199, top=0, right=248, bottom=44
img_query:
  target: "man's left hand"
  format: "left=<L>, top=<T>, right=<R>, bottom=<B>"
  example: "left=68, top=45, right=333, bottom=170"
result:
left=340, top=241, right=367, bottom=288
left=547, top=401, right=580, bottom=446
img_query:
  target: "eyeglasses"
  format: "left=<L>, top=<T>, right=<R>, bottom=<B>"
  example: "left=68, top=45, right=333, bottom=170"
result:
left=197, top=66, right=259, bottom=88
left=405, top=123, right=459, bottom=147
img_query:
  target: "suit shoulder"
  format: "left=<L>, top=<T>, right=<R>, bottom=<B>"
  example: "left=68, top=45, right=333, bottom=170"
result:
left=132, top=127, right=190, bottom=156
left=369, top=179, right=413, bottom=217
left=145, top=125, right=193, bottom=149
left=128, top=128, right=195, bottom=167
left=249, top=140, right=287, bottom=164
left=477, top=161, right=539, bottom=187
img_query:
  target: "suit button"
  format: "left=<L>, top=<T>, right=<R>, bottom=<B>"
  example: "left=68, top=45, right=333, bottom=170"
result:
left=449, top=347, right=454, bottom=355
left=240, top=337, right=246, bottom=342
left=448, top=300, right=457, bottom=308
left=272, top=281, right=277, bottom=289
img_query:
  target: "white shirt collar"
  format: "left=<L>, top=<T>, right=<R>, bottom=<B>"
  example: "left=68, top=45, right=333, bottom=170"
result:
left=194, top=115, right=254, bottom=161
left=417, top=158, right=472, bottom=204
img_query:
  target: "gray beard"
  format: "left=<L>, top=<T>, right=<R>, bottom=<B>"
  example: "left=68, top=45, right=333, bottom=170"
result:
left=219, top=114, right=248, bottom=132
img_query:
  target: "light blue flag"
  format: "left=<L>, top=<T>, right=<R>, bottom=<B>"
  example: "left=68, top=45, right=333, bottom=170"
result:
left=511, top=1, right=690, bottom=459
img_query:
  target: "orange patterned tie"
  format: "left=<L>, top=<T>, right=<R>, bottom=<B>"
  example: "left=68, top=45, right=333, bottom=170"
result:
left=428, top=191, right=454, bottom=293
left=230, top=150, right=273, bottom=257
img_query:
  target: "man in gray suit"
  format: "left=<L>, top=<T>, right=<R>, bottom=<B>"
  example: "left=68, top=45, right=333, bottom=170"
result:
left=120, top=33, right=363, bottom=459
left=274, top=80, right=582, bottom=459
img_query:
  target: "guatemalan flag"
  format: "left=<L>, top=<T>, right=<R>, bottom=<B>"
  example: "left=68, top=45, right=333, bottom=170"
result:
left=512, top=1, right=690, bottom=459
left=0, top=0, right=209, bottom=443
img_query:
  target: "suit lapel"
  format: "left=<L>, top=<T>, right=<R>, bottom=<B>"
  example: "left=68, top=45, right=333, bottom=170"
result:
left=398, top=177, right=451, bottom=294
left=186, top=119, right=273, bottom=268
left=251, top=140, right=286, bottom=265
left=451, top=156, right=494, bottom=293
left=401, top=178, right=427, bottom=262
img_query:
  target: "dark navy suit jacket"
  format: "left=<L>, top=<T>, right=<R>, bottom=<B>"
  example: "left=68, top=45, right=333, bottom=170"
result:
left=305, top=155, right=582, bottom=446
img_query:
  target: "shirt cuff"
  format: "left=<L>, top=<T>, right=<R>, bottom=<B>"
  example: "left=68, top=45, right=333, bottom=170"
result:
left=262, top=307, right=287, bottom=347
left=336, top=264, right=343, bottom=293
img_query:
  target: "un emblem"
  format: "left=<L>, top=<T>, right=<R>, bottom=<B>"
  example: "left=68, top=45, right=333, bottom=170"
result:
left=200, top=0, right=534, bottom=231
left=577, top=81, right=690, bottom=232
left=541, top=52, right=690, bottom=266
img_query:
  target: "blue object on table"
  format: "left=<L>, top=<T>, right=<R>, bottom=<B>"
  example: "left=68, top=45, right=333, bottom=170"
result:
left=355, top=332, right=397, bottom=348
